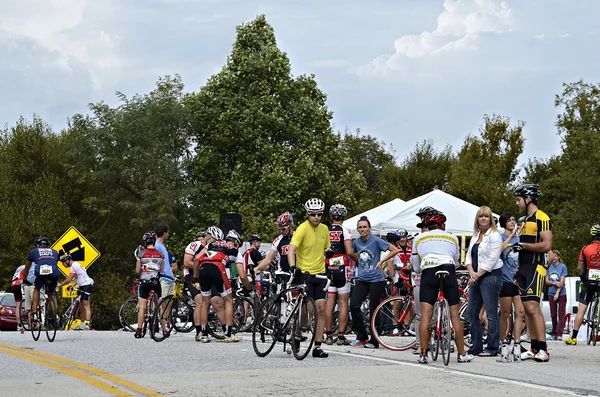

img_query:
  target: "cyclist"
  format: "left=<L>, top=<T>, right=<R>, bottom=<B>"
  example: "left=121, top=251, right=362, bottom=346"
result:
left=513, top=184, right=552, bottom=362
left=324, top=204, right=354, bottom=346
left=411, top=212, right=472, bottom=364
left=564, top=224, right=600, bottom=345
left=23, top=235, right=60, bottom=328
left=239, top=234, right=263, bottom=294
left=57, top=254, right=94, bottom=330
left=288, top=198, right=331, bottom=358
left=11, top=264, right=25, bottom=331
left=256, top=212, right=295, bottom=273
left=194, top=226, right=241, bottom=343
left=134, top=231, right=164, bottom=339
left=385, top=230, right=411, bottom=335
left=154, top=225, right=175, bottom=300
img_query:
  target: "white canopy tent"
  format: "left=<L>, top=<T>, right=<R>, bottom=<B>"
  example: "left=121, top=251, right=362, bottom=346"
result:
left=378, top=189, right=500, bottom=236
left=343, top=198, right=406, bottom=237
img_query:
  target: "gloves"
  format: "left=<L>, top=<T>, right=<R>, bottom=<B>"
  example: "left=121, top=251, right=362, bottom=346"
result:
left=512, top=243, right=524, bottom=252
left=392, top=273, right=399, bottom=283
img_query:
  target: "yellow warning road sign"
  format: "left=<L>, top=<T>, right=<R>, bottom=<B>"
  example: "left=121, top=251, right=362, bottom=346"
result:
left=52, top=226, right=101, bottom=278
left=62, top=285, right=78, bottom=299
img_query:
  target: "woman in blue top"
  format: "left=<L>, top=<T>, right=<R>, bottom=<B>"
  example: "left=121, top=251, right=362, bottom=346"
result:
left=349, top=216, right=398, bottom=348
left=499, top=212, right=525, bottom=347
left=545, top=249, right=568, bottom=340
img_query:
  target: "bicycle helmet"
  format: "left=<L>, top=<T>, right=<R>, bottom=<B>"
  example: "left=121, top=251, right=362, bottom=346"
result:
left=416, top=206, right=437, bottom=217
left=386, top=231, right=401, bottom=243
left=591, top=224, right=600, bottom=239
left=225, top=229, right=243, bottom=246
left=330, top=204, right=348, bottom=219
left=424, top=212, right=447, bottom=226
left=142, top=231, right=157, bottom=245
left=248, top=234, right=262, bottom=243
left=35, top=235, right=51, bottom=247
left=206, top=225, right=224, bottom=241
left=196, top=231, right=206, bottom=238
left=397, top=228, right=409, bottom=238
left=276, top=211, right=293, bottom=227
left=304, top=198, right=325, bottom=213
left=60, top=254, right=72, bottom=263
left=514, top=184, right=542, bottom=198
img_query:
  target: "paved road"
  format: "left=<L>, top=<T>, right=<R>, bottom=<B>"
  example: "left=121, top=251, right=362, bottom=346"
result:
left=0, top=330, right=598, bottom=397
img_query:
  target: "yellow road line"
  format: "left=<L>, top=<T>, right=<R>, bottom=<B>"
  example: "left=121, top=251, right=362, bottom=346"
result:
left=0, top=347, right=134, bottom=397
left=0, top=344, right=163, bottom=397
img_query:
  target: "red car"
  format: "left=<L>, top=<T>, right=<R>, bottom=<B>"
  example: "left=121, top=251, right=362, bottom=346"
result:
left=0, top=292, right=18, bottom=330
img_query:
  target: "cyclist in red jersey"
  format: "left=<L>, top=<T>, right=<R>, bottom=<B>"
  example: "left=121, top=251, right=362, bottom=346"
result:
left=134, top=232, right=164, bottom=339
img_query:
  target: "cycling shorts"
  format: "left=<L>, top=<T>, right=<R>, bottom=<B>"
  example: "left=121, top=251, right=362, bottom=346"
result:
left=199, top=262, right=231, bottom=298
left=328, top=268, right=351, bottom=295
left=516, top=264, right=546, bottom=302
left=296, top=273, right=328, bottom=301
left=78, top=284, right=93, bottom=301
left=579, top=281, right=600, bottom=305
left=419, top=264, right=460, bottom=307
left=138, top=279, right=161, bottom=300
left=499, top=281, right=519, bottom=298
left=34, top=275, right=58, bottom=294
left=11, top=285, right=23, bottom=302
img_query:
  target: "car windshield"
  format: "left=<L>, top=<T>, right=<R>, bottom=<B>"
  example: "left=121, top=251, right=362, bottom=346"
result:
left=1, top=294, right=16, bottom=306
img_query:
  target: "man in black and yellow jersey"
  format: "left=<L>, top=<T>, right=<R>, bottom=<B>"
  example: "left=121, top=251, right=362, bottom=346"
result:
left=513, top=184, right=552, bottom=362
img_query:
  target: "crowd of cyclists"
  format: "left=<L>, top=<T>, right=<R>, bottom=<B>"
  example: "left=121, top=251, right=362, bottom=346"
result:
left=12, top=183, right=600, bottom=365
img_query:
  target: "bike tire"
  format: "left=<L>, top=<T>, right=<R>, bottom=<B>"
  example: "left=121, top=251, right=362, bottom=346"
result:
left=591, top=299, right=598, bottom=346
left=66, top=300, right=80, bottom=331
left=431, top=303, right=440, bottom=361
left=20, top=305, right=30, bottom=331
left=239, top=297, right=255, bottom=333
left=144, top=293, right=158, bottom=338
left=119, top=295, right=139, bottom=332
left=45, top=299, right=57, bottom=342
left=292, top=297, right=317, bottom=361
left=441, top=299, right=451, bottom=366
left=173, top=298, right=195, bottom=333
left=587, top=301, right=595, bottom=345
left=208, top=294, right=244, bottom=339
left=252, top=297, right=279, bottom=357
left=370, top=296, right=416, bottom=351
left=151, top=295, right=175, bottom=342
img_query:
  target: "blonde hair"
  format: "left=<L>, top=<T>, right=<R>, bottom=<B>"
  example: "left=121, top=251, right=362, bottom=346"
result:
left=473, top=206, right=498, bottom=234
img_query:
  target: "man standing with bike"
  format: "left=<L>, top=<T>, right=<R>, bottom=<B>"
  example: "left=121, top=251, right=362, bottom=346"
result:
left=564, top=224, right=600, bottom=345
left=411, top=212, right=472, bottom=364
left=23, top=235, right=60, bottom=329
left=134, top=232, right=164, bottom=339
left=288, top=198, right=331, bottom=358
left=57, top=254, right=94, bottom=330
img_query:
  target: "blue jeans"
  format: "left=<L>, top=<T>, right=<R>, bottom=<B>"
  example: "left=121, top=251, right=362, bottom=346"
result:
left=467, top=271, right=503, bottom=355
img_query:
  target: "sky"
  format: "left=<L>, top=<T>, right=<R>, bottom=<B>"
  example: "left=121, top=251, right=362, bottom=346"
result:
left=1, top=0, right=599, bottom=165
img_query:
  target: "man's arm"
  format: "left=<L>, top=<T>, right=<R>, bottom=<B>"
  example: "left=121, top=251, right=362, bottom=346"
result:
left=256, top=250, right=276, bottom=272
left=183, top=253, right=195, bottom=270
left=287, top=244, right=297, bottom=268
left=522, top=230, right=552, bottom=253
left=135, top=260, right=142, bottom=275
left=577, top=258, right=585, bottom=277
left=23, top=260, right=32, bottom=280
left=237, top=263, right=252, bottom=290
left=57, top=273, right=76, bottom=289
left=379, top=244, right=399, bottom=268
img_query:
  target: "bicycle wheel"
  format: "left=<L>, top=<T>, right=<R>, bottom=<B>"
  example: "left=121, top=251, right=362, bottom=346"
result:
left=65, top=301, right=80, bottom=331
left=232, top=294, right=245, bottom=334
left=586, top=301, right=595, bottom=345
left=292, top=297, right=317, bottom=361
left=173, top=298, right=195, bottom=333
left=119, top=295, right=139, bottom=332
left=458, top=301, right=471, bottom=348
left=20, top=305, right=30, bottom=331
left=594, top=299, right=600, bottom=347
left=431, top=303, right=440, bottom=361
left=142, top=294, right=158, bottom=338
left=31, top=307, right=41, bottom=341
left=441, top=299, right=451, bottom=366
left=45, top=299, right=57, bottom=342
left=589, top=299, right=598, bottom=346
left=239, top=297, right=255, bottom=333
left=151, top=296, right=175, bottom=342
left=371, top=296, right=416, bottom=351
left=252, top=297, right=280, bottom=357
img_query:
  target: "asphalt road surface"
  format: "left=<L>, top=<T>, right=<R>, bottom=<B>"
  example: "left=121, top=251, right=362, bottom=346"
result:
left=0, top=330, right=598, bottom=397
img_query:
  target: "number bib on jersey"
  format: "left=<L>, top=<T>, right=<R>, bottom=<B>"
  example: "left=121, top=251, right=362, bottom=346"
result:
left=588, top=269, right=600, bottom=280
left=144, top=263, right=160, bottom=272
left=330, top=256, right=345, bottom=268
left=39, top=265, right=53, bottom=275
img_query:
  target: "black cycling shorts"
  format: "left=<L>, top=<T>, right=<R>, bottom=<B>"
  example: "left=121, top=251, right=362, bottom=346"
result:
left=11, top=285, right=23, bottom=302
left=138, top=279, right=161, bottom=300
left=516, top=264, right=546, bottom=302
left=330, top=269, right=346, bottom=289
left=579, top=281, right=600, bottom=305
left=296, top=273, right=328, bottom=301
left=34, top=275, right=58, bottom=294
left=419, top=265, right=460, bottom=307
left=198, top=263, right=231, bottom=297
left=499, top=281, right=519, bottom=298
left=78, top=284, right=93, bottom=301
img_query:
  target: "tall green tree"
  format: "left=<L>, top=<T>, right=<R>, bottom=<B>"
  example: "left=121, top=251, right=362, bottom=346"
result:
left=447, top=114, right=524, bottom=212
left=185, top=15, right=366, bottom=235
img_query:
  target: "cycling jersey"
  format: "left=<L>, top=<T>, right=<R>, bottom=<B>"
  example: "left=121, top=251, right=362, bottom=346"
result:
left=394, top=245, right=412, bottom=267
left=326, top=223, right=351, bottom=269
left=290, top=220, right=330, bottom=275
left=11, top=265, right=25, bottom=287
left=270, top=233, right=293, bottom=271
left=580, top=241, right=600, bottom=281
left=243, top=247, right=263, bottom=276
left=137, top=248, right=164, bottom=281
left=411, top=231, right=459, bottom=273
left=69, top=261, right=94, bottom=287
left=183, top=240, right=204, bottom=278
left=27, top=248, right=60, bottom=277
left=197, top=241, right=238, bottom=267
left=518, top=210, right=551, bottom=267
left=197, top=241, right=238, bottom=297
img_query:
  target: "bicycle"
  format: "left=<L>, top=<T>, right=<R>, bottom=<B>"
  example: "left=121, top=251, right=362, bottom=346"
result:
left=252, top=271, right=330, bottom=360
left=60, top=285, right=91, bottom=330
left=30, top=282, right=58, bottom=343
left=119, top=279, right=141, bottom=332
left=429, top=270, right=452, bottom=366
left=150, top=276, right=194, bottom=342
left=583, top=283, right=599, bottom=346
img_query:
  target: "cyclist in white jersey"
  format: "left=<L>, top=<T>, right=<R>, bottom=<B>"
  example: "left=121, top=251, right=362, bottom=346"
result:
left=411, top=211, right=472, bottom=364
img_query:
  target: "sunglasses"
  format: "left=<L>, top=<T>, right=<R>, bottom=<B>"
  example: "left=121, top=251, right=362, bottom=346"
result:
left=278, top=226, right=290, bottom=231
left=309, top=213, right=323, bottom=218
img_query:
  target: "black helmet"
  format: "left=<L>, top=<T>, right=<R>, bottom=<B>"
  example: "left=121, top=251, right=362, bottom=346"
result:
left=248, top=234, right=262, bottom=243
left=386, top=231, right=401, bottom=243
left=416, top=206, right=437, bottom=217
left=35, top=235, right=51, bottom=247
left=196, top=231, right=206, bottom=238
left=514, top=184, right=541, bottom=198
left=60, top=254, right=72, bottom=263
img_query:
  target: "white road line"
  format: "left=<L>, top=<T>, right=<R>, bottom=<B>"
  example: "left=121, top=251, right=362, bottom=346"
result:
left=324, top=350, right=598, bottom=397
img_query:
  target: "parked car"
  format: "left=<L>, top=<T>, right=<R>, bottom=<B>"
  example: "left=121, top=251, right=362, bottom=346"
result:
left=0, top=291, right=18, bottom=330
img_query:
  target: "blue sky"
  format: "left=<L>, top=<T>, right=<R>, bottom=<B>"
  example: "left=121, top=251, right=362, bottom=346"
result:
left=1, top=0, right=599, bottom=165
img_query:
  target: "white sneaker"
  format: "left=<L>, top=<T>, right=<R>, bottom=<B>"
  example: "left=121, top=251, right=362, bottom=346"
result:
left=224, top=334, right=242, bottom=343
left=457, top=354, right=473, bottom=363
left=196, top=334, right=211, bottom=343
left=392, top=328, right=399, bottom=335
left=521, top=332, right=531, bottom=342
left=417, top=355, right=428, bottom=364
left=521, top=349, right=536, bottom=360
left=534, top=350, right=549, bottom=362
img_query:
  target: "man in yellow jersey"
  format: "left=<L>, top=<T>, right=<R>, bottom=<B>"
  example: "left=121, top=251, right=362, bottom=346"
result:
left=288, top=197, right=331, bottom=358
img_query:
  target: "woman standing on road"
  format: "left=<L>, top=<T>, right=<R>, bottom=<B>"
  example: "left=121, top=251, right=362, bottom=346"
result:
left=466, top=206, right=504, bottom=356
left=546, top=249, right=568, bottom=340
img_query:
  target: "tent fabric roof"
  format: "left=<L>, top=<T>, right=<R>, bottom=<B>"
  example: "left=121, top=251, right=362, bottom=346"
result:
left=378, top=189, right=500, bottom=236
left=343, top=198, right=405, bottom=237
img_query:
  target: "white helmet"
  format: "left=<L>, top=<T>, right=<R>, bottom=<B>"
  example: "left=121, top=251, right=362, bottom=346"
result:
left=206, top=226, right=224, bottom=241
left=225, top=229, right=243, bottom=245
left=304, top=198, right=325, bottom=213
left=330, top=204, right=347, bottom=219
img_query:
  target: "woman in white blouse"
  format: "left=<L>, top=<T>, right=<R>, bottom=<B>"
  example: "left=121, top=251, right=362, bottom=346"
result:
left=465, top=206, right=504, bottom=357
